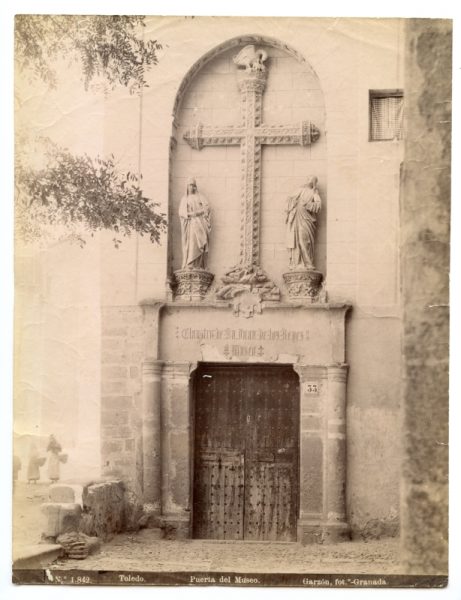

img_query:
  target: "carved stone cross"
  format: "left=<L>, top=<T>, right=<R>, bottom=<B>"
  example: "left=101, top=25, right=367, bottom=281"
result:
left=184, top=48, right=320, bottom=302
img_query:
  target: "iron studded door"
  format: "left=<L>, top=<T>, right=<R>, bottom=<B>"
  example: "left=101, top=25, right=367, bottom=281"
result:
left=193, top=365, right=246, bottom=539
left=243, top=366, right=299, bottom=541
left=193, top=364, right=299, bottom=541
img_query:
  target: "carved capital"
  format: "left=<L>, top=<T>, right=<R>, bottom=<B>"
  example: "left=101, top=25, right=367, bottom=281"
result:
left=283, top=269, right=324, bottom=301
left=142, top=360, right=164, bottom=380
left=237, top=70, right=267, bottom=94
left=173, top=269, right=214, bottom=301
left=293, top=364, right=328, bottom=381
left=327, top=364, right=349, bottom=383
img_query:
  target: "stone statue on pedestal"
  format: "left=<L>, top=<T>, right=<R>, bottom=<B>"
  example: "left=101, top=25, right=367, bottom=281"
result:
left=174, top=177, right=214, bottom=300
left=179, top=177, right=211, bottom=270
left=283, top=176, right=324, bottom=301
left=285, top=175, right=321, bottom=270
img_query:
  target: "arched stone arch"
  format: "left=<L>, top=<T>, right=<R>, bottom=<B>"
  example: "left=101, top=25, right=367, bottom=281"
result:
left=172, top=34, right=318, bottom=120
left=168, top=34, right=327, bottom=298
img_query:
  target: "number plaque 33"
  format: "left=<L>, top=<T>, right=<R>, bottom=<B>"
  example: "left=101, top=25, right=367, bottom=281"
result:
left=304, top=382, right=319, bottom=394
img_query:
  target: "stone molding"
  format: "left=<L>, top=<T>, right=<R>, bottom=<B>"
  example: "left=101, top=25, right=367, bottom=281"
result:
left=162, top=361, right=197, bottom=381
left=293, top=364, right=329, bottom=380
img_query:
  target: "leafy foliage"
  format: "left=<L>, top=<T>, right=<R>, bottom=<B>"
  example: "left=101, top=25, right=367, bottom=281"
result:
left=15, top=15, right=162, bottom=92
left=16, top=140, right=167, bottom=247
left=15, top=16, right=167, bottom=247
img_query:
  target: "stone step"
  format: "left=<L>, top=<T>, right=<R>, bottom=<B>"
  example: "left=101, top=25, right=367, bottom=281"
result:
left=13, top=544, right=64, bottom=569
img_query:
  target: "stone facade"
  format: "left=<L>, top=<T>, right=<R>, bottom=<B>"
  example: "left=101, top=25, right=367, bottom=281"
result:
left=102, top=300, right=352, bottom=543
left=96, top=20, right=405, bottom=541
left=16, top=17, right=422, bottom=545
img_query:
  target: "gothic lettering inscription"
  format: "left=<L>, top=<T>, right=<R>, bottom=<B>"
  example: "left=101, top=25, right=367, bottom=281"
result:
left=223, top=344, right=264, bottom=358
left=175, top=326, right=309, bottom=342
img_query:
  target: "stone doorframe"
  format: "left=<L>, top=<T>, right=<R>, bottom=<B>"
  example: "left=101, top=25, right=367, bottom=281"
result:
left=140, top=356, right=349, bottom=543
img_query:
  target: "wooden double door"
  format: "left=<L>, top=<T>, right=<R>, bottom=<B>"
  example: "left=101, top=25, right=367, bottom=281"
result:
left=193, top=363, right=299, bottom=541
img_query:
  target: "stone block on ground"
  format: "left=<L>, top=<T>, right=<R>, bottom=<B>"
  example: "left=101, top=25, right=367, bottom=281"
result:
left=138, top=503, right=161, bottom=529
left=41, top=503, right=82, bottom=538
left=49, top=483, right=83, bottom=504
left=56, top=531, right=101, bottom=560
left=80, top=480, right=126, bottom=540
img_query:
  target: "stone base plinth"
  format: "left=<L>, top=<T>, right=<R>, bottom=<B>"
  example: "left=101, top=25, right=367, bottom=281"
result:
left=174, top=269, right=214, bottom=301
left=283, top=269, right=323, bottom=301
left=159, top=514, right=191, bottom=539
left=298, top=520, right=351, bottom=545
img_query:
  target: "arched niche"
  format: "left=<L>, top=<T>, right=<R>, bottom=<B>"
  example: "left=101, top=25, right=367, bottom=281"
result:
left=168, top=35, right=327, bottom=297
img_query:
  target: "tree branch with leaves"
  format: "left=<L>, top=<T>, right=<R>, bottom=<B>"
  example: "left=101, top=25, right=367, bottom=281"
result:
left=16, top=141, right=166, bottom=247
left=15, top=14, right=162, bottom=92
left=15, top=15, right=166, bottom=247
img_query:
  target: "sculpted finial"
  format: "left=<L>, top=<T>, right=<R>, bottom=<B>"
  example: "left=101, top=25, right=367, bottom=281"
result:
left=233, top=45, right=268, bottom=72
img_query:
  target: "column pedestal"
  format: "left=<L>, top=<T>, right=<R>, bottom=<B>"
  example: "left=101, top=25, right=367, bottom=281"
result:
left=295, top=363, right=350, bottom=544
left=324, top=364, right=350, bottom=542
left=160, top=361, right=196, bottom=539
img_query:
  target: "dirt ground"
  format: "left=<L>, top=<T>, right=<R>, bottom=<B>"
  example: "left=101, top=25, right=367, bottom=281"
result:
left=52, top=529, right=400, bottom=574
left=13, top=481, right=49, bottom=547
left=12, top=481, right=400, bottom=574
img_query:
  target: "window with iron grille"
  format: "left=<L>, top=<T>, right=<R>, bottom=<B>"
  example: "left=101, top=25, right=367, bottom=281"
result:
left=369, top=90, right=404, bottom=141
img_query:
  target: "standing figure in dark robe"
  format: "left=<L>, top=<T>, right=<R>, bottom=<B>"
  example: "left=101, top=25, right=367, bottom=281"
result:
left=179, top=178, right=211, bottom=269
left=27, top=444, right=45, bottom=483
left=285, top=176, right=322, bottom=270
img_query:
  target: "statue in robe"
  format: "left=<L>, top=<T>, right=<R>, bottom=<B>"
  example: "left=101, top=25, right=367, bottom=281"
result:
left=179, top=178, right=211, bottom=270
left=285, top=176, right=322, bottom=270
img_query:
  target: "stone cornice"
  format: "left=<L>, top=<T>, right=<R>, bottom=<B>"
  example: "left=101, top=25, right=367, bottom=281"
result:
left=141, top=299, right=352, bottom=312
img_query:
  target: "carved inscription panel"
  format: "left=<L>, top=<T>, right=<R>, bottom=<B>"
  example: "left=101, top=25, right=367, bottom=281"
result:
left=159, top=305, right=347, bottom=364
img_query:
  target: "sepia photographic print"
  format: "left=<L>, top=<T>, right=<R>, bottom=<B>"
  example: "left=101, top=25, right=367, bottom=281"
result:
left=8, top=6, right=453, bottom=593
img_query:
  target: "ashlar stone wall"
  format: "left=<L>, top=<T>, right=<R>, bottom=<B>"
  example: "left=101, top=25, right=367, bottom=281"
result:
left=97, top=18, right=405, bottom=538
left=101, top=307, right=144, bottom=496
